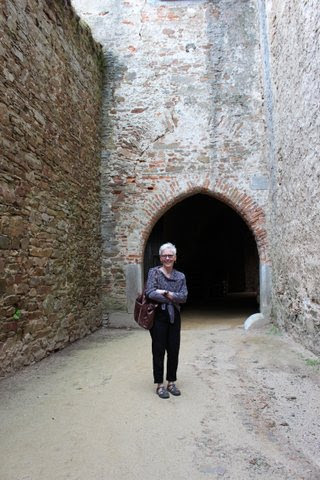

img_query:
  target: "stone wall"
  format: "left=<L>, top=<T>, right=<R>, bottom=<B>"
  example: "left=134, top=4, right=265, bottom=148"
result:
left=0, top=0, right=103, bottom=375
left=265, top=0, right=320, bottom=353
left=72, top=0, right=270, bottom=317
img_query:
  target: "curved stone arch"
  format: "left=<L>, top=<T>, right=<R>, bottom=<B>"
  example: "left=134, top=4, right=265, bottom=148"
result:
left=124, top=176, right=271, bottom=322
left=134, top=176, right=269, bottom=264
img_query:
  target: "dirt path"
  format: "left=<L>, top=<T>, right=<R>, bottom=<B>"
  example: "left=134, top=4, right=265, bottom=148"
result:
left=1, top=312, right=320, bottom=480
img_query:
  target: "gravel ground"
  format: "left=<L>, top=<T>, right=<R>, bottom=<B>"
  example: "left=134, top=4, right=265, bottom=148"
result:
left=0, top=310, right=319, bottom=480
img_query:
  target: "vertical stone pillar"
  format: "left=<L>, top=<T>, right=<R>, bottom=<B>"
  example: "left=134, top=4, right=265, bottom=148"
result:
left=126, top=263, right=143, bottom=313
left=108, top=263, right=142, bottom=327
left=259, top=263, right=272, bottom=320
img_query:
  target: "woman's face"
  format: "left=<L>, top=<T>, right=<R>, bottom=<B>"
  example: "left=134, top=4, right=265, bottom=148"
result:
left=160, top=249, right=176, bottom=268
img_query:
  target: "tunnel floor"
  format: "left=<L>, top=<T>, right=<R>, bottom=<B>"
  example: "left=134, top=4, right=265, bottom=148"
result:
left=182, top=292, right=259, bottom=329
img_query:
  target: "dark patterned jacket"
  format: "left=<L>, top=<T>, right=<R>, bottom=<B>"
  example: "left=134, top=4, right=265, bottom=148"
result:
left=145, top=267, right=188, bottom=322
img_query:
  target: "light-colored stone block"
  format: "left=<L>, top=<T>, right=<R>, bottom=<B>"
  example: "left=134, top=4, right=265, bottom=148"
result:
left=244, top=313, right=266, bottom=330
left=126, top=264, right=143, bottom=313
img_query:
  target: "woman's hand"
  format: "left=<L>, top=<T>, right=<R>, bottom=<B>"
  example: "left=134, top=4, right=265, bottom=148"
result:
left=164, top=291, right=174, bottom=301
left=156, top=289, right=167, bottom=296
left=156, top=289, right=174, bottom=300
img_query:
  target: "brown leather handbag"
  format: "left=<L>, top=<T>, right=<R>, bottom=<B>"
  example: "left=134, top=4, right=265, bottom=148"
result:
left=134, top=291, right=158, bottom=330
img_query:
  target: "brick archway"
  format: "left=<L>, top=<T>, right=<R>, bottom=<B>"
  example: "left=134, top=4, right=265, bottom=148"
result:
left=115, top=176, right=272, bottom=323
left=130, top=176, right=269, bottom=264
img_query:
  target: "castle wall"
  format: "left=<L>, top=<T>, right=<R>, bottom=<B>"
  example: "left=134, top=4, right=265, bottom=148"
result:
left=1, top=0, right=319, bottom=373
left=265, top=0, right=320, bottom=353
left=72, top=0, right=270, bottom=316
left=0, top=0, right=103, bottom=375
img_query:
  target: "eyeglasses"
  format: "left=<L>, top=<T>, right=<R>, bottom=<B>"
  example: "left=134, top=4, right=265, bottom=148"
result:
left=160, top=254, right=174, bottom=259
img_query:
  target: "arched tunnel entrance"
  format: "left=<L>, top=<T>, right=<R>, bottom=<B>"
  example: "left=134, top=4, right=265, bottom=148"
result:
left=143, top=194, right=259, bottom=318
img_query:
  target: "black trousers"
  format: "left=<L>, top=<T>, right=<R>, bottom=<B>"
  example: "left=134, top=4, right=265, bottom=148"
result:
left=150, top=306, right=181, bottom=384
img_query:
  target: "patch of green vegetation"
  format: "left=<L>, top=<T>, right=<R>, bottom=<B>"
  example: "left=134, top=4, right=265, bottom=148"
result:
left=304, top=358, right=320, bottom=367
left=13, top=308, right=21, bottom=321
left=267, top=324, right=282, bottom=336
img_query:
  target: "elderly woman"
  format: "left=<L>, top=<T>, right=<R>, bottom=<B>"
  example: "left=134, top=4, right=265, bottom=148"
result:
left=145, top=242, right=188, bottom=399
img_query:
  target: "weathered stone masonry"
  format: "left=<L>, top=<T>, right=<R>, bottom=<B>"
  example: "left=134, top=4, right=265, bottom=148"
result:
left=0, top=0, right=103, bottom=375
left=72, top=0, right=271, bottom=323
left=1, top=0, right=319, bottom=377
left=72, top=0, right=319, bottom=355
left=265, top=0, right=320, bottom=354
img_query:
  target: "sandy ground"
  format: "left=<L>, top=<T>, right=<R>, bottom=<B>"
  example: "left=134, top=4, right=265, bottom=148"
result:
left=1, top=308, right=320, bottom=480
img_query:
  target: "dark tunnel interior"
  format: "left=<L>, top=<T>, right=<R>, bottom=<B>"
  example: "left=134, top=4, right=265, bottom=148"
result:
left=144, top=194, right=259, bottom=314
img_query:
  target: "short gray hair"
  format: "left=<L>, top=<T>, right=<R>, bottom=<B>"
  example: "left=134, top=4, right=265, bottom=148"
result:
left=159, top=242, right=177, bottom=256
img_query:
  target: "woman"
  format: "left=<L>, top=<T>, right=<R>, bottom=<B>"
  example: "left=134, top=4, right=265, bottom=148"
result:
left=145, top=242, right=188, bottom=399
